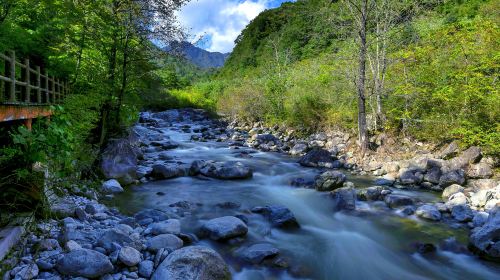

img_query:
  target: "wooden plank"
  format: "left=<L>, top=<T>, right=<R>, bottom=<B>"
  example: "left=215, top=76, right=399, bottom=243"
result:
left=0, top=104, right=53, bottom=122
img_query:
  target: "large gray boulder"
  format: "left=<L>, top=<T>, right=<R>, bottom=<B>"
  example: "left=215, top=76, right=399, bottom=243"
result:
left=451, top=205, right=474, bottom=222
left=384, top=194, right=414, bottom=208
left=357, top=186, right=389, bottom=201
left=467, top=163, right=493, bottom=179
left=151, top=164, right=184, bottom=179
left=97, top=228, right=132, bottom=252
left=446, top=192, right=469, bottom=208
left=146, top=234, right=183, bottom=252
left=399, top=169, right=424, bottom=185
left=298, top=148, right=339, bottom=168
left=469, top=207, right=500, bottom=260
left=119, top=246, right=142, bottom=266
left=101, top=179, right=124, bottom=194
left=237, top=243, right=280, bottom=264
left=251, top=205, right=299, bottom=228
left=442, top=184, right=464, bottom=201
left=200, top=216, right=248, bottom=240
left=331, top=186, right=356, bottom=211
left=290, top=143, right=308, bottom=156
left=100, top=139, right=139, bottom=185
left=146, top=219, right=181, bottom=235
left=416, top=205, right=441, bottom=221
left=151, top=246, right=230, bottom=280
left=56, top=249, right=113, bottom=278
left=314, top=171, right=346, bottom=191
left=191, top=160, right=253, bottom=179
left=439, top=169, right=465, bottom=187
left=447, top=146, right=482, bottom=170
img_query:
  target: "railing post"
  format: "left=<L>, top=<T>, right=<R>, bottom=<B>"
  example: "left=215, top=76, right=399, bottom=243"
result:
left=56, top=78, right=60, bottom=103
left=24, top=58, right=30, bottom=103
left=36, top=66, right=41, bottom=103
left=51, top=76, right=55, bottom=104
left=44, top=70, right=49, bottom=103
left=8, top=51, right=16, bottom=102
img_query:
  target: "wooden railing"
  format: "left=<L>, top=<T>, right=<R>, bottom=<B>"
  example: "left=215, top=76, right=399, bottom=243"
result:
left=0, top=51, right=69, bottom=105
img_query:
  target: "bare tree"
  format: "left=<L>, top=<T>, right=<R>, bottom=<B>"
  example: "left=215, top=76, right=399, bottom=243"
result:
left=367, top=0, right=413, bottom=130
left=343, top=0, right=374, bottom=155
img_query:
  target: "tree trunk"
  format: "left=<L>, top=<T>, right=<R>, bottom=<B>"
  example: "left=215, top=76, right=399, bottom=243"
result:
left=357, top=0, right=369, bottom=155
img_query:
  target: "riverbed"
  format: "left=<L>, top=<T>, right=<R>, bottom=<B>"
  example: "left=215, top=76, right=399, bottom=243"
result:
left=110, top=110, right=500, bottom=280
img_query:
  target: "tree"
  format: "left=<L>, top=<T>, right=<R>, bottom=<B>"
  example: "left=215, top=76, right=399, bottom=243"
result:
left=343, top=0, right=373, bottom=154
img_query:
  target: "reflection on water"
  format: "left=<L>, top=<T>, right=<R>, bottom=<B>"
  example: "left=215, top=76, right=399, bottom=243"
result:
left=110, top=122, right=500, bottom=280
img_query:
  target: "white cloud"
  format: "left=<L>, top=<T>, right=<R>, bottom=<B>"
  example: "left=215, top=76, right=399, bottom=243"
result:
left=178, top=0, right=285, bottom=53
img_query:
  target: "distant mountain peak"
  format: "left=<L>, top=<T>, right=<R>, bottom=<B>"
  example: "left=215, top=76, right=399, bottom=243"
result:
left=165, top=41, right=230, bottom=69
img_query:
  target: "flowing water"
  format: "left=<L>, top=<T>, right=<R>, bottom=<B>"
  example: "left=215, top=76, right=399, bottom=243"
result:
left=110, top=114, right=500, bottom=280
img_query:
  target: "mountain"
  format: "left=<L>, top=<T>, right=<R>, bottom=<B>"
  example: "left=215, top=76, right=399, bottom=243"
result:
left=166, top=41, right=230, bottom=69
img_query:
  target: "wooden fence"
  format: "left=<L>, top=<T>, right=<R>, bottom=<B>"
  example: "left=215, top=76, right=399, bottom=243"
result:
left=0, top=51, right=69, bottom=105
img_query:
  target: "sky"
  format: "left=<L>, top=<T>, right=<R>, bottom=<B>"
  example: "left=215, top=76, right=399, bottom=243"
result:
left=177, top=0, right=293, bottom=53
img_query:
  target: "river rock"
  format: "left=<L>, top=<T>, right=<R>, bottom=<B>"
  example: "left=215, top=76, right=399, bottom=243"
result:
left=451, top=204, right=473, bottom=222
left=200, top=216, right=248, bottom=240
left=470, top=189, right=493, bottom=208
left=384, top=194, right=414, bottom=208
left=467, top=163, right=493, bottom=179
left=416, top=205, right=441, bottom=221
left=442, top=184, right=464, bottom=201
left=469, top=207, right=500, bottom=260
left=237, top=243, right=280, bottom=264
left=147, top=219, right=181, bottom=235
left=314, top=171, right=346, bottom=191
left=251, top=205, right=299, bottom=228
left=56, top=249, right=113, bottom=278
left=357, top=186, right=387, bottom=201
left=101, top=179, right=124, bottom=194
left=13, top=264, right=39, bottom=280
left=100, top=138, right=139, bottom=185
left=331, top=187, right=356, bottom=211
left=468, top=179, right=498, bottom=191
left=138, top=260, right=154, bottom=278
left=192, top=160, right=253, bottom=179
left=374, top=178, right=395, bottom=186
left=290, top=143, right=308, bottom=156
left=290, top=177, right=315, bottom=188
left=97, top=228, right=133, bottom=252
left=472, top=212, right=489, bottom=227
left=439, top=169, right=465, bottom=187
left=119, top=246, right=142, bottom=266
left=446, top=192, right=469, bottom=208
left=146, top=234, right=183, bottom=252
left=298, top=148, right=338, bottom=168
left=424, top=167, right=442, bottom=184
left=151, top=164, right=184, bottom=179
left=440, top=141, right=459, bottom=159
left=151, top=246, right=230, bottom=280
left=399, top=169, right=424, bottom=185
left=134, top=209, right=172, bottom=223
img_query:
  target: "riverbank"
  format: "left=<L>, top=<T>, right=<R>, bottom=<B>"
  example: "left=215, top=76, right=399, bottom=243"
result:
left=2, top=108, right=499, bottom=280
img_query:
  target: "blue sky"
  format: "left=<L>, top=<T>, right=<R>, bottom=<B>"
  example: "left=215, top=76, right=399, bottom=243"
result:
left=177, top=0, right=293, bottom=53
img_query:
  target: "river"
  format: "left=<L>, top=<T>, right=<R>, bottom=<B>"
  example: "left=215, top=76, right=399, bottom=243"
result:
left=109, top=110, right=500, bottom=280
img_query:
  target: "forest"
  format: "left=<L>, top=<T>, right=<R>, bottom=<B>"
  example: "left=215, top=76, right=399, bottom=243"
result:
left=174, top=0, right=499, bottom=154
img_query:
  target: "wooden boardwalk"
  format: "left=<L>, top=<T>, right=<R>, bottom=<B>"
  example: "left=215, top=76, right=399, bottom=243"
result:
left=0, top=51, right=69, bottom=128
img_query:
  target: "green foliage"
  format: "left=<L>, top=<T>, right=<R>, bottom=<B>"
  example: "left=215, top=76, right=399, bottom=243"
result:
left=187, top=0, right=499, bottom=155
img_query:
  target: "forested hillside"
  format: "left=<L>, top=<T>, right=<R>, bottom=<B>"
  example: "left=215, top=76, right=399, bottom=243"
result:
left=174, top=0, right=499, bottom=155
